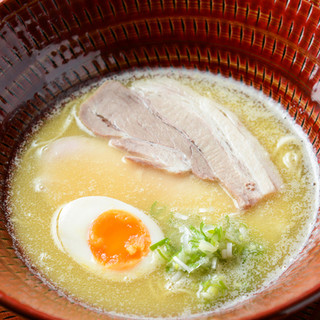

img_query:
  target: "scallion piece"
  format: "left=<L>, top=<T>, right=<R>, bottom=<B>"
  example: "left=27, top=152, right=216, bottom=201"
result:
left=150, top=238, right=169, bottom=251
left=148, top=211, right=265, bottom=304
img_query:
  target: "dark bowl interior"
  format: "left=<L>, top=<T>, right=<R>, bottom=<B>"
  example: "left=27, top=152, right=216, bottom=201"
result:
left=1, top=0, right=320, bottom=319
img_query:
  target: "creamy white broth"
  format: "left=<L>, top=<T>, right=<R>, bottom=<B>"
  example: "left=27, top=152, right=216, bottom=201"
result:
left=7, top=69, right=318, bottom=318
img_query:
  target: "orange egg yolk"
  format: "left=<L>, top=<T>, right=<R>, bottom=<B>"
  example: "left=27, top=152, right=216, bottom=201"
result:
left=88, top=210, right=151, bottom=270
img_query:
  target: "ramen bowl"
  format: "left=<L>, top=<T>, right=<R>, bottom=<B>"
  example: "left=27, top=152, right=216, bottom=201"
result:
left=1, top=0, right=320, bottom=319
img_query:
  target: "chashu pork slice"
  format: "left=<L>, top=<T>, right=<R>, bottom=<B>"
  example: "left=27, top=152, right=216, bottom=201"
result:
left=131, top=78, right=282, bottom=209
left=110, top=137, right=191, bottom=173
left=79, top=81, right=194, bottom=174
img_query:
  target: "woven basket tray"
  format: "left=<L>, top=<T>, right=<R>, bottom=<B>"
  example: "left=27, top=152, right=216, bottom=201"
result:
left=1, top=0, right=320, bottom=319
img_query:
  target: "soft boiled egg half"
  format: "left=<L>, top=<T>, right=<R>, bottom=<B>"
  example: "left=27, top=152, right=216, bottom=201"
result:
left=51, top=196, right=164, bottom=281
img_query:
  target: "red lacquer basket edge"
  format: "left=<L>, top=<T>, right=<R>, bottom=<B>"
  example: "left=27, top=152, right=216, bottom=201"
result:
left=1, top=0, right=320, bottom=319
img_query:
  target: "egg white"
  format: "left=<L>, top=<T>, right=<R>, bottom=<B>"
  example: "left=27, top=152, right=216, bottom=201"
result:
left=51, top=196, right=164, bottom=281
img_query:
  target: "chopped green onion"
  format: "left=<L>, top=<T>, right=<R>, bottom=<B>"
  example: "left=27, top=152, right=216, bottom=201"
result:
left=198, top=240, right=217, bottom=253
left=172, top=256, right=192, bottom=273
left=156, top=248, right=171, bottom=261
left=150, top=201, right=166, bottom=217
left=197, top=276, right=228, bottom=300
left=150, top=238, right=169, bottom=251
left=149, top=214, right=265, bottom=304
left=211, top=257, right=218, bottom=270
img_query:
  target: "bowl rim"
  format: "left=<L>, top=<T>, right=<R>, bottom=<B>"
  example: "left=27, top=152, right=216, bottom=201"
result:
left=1, top=0, right=320, bottom=317
left=1, top=273, right=320, bottom=320
left=0, top=290, right=61, bottom=320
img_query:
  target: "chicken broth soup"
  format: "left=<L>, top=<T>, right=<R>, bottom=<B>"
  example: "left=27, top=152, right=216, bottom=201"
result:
left=7, top=70, right=318, bottom=318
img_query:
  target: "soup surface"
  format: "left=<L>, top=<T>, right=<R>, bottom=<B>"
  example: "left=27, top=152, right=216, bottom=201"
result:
left=7, top=69, right=319, bottom=318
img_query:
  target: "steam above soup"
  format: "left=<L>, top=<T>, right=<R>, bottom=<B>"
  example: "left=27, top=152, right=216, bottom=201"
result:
left=7, top=70, right=318, bottom=318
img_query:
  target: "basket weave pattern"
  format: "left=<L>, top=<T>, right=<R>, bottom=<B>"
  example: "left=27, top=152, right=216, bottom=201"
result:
left=1, top=0, right=320, bottom=319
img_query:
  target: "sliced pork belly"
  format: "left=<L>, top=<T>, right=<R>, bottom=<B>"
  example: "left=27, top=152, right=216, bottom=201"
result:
left=79, top=81, right=193, bottom=174
left=79, top=99, right=122, bottom=138
left=190, top=144, right=215, bottom=181
left=132, top=78, right=282, bottom=209
left=79, top=79, right=282, bottom=209
left=110, top=137, right=191, bottom=173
